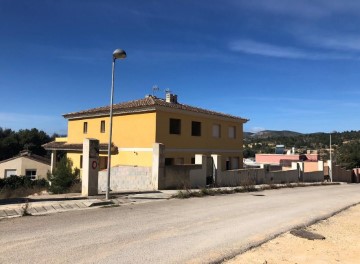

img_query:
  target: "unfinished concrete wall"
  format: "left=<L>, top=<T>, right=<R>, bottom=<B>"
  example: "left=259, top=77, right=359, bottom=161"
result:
left=332, top=164, right=353, bottom=183
left=98, top=165, right=153, bottom=192
left=216, top=168, right=265, bottom=186
left=303, top=171, right=324, bottom=182
left=163, top=155, right=207, bottom=189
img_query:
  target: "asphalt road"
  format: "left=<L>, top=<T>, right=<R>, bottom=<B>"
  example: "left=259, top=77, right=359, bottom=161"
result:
left=1, top=184, right=359, bottom=264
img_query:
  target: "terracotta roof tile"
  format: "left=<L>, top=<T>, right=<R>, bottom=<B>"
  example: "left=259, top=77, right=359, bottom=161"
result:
left=63, top=96, right=248, bottom=122
left=42, top=141, right=117, bottom=153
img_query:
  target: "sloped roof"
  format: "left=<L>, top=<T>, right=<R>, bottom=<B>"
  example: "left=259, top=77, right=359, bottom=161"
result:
left=63, top=96, right=248, bottom=122
left=0, top=152, right=50, bottom=165
left=42, top=141, right=117, bottom=153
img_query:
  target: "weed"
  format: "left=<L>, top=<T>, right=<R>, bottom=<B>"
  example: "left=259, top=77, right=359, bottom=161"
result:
left=269, top=184, right=280, bottom=189
left=21, top=200, right=32, bottom=216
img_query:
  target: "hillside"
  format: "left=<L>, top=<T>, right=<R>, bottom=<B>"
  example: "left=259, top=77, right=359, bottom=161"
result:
left=246, top=130, right=303, bottom=139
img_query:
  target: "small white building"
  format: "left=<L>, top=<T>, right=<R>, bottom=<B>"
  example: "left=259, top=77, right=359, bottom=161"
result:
left=0, top=151, right=50, bottom=180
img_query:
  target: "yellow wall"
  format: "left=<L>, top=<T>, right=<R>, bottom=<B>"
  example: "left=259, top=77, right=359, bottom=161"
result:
left=68, top=112, right=156, bottom=146
left=66, top=112, right=156, bottom=167
left=156, top=109, right=244, bottom=168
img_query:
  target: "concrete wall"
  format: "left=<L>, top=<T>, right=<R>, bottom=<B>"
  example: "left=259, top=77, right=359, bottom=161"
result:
left=332, top=164, right=353, bottom=183
left=98, top=166, right=153, bottom=192
left=303, top=171, right=324, bottom=182
left=163, top=164, right=204, bottom=189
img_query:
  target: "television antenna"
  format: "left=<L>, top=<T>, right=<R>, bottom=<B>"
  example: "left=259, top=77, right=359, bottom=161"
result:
left=152, top=85, right=160, bottom=96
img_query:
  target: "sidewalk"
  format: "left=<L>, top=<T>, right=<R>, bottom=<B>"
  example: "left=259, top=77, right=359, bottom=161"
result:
left=0, top=190, right=177, bottom=219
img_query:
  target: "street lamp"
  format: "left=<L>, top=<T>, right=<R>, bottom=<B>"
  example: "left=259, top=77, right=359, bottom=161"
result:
left=329, top=133, right=332, bottom=182
left=106, top=49, right=127, bottom=200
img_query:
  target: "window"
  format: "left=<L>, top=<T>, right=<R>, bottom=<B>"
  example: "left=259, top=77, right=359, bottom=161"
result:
left=25, top=169, right=37, bottom=180
left=212, top=124, right=221, bottom=138
left=165, top=158, right=174, bottom=165
left=228, top=126, right=236, bottom=139
left=80, top=155, right=83, bottom=169
left=191, top=121, right=201, bottom=136
left=226, top=159, right=231, bottom=170
left=169, top=118, right=181, bottom=134
left=231, top=157, right=239, bottom=169
left=100, top=120, right=105, bottom=133
left=83, top=122, right=88, bottom=134
left=5, top=169, right=16, bottom=178
left=191, top=157, right=196, bottom=164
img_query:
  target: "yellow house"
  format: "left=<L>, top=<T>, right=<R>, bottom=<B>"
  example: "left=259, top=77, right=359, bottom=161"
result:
left=43, top=94, right=248, bottom=173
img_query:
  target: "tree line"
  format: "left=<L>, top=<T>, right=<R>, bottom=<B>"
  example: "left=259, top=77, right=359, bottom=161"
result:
left=0, top=127, right=57, bottom=161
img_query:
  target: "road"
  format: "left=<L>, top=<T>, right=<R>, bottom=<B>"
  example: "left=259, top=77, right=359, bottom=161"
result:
left=1, top=185, right=359, bottom=264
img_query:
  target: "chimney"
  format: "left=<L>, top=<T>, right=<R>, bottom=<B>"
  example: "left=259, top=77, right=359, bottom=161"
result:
left=166, top=93, right=178, bottom=103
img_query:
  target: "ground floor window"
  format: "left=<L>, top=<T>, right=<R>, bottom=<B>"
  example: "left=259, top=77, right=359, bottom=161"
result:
left=165, top=158, right=174, bottom=165
left=25, top=169, right=37, bottom=180
left=5, top=169, right=16, bottom=178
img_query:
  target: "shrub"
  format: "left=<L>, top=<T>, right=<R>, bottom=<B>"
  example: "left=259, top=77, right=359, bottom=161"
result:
left=0, top=176, right=49, bottom=199
left=48, top=157, right=79, bottom=194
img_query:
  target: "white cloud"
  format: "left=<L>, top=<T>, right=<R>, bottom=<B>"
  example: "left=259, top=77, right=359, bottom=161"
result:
left=304, top=33, right=360, bottom=52
left=232, top=0, right=360, bottom=19
left=229, top=40, right=310, bottom=59
left=229, top=39, right=353, bottom=60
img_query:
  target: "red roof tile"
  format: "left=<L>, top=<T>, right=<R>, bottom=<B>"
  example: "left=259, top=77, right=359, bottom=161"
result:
left=63, top=96, right=248, bottom=122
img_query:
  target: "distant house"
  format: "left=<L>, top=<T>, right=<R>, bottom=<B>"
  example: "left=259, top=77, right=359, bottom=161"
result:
left=0, top=150, right=50, bottom=179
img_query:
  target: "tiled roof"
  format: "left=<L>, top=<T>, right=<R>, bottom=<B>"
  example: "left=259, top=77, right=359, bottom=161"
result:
left=63, top=96, right=248, bottom=122
left=42, top=141, right=117, bottom=153
left=0, top=153, right=51, bottom=165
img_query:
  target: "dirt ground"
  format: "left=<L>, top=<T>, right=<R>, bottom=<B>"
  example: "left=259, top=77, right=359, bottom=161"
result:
left=225, top=203, right=360, bottom=264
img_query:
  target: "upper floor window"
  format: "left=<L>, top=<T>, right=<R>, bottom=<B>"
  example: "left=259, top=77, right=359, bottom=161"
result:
left=212, top=124, right=221, bottom=138
left=100, top=120, right=105, bottom=133
left=169, top=118, right=181, bottom=134
left=191, top=121, right=201, bottom=136
left=228, top=126, right=236, bottom=139
left=83, top=122, right=88, bottom=134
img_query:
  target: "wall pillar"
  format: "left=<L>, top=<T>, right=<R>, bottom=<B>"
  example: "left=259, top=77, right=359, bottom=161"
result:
left=211, top=154, right=222, bottom=185
left=292, top=162, right=304, bottom=182
left=152, top=143, right=165, bottom=190
left=82, top=138, right=99, bottom=196
left=50, top=150, right=57, bottom=173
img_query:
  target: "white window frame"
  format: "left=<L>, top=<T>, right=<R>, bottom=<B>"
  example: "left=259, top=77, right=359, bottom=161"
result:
left=25, top=169, right=37, bottom=180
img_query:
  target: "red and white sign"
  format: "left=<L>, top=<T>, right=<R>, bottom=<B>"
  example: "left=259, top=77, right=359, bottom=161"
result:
left=91, top=160, right=98, bottom=169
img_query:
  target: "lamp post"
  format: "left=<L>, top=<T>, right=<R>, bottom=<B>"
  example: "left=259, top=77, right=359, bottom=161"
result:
left=329, top=132, right=333, bottom=182
left=106, top=49, right=127, bottom=200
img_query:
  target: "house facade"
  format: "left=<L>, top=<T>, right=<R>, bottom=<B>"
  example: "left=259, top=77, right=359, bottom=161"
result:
left=0, top=151, right=50, bottom=179
left=43, top=94, right=248, bottom=174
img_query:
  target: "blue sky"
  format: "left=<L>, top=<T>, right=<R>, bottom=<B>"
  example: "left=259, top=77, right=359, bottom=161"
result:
left=1, top=0, right=360, bottom=135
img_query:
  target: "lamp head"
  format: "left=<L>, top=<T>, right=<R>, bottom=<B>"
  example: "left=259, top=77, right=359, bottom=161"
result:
left=113, top=49, right=127, bottom=60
